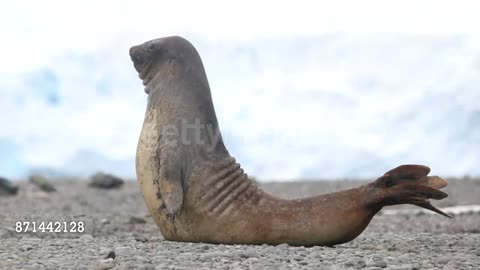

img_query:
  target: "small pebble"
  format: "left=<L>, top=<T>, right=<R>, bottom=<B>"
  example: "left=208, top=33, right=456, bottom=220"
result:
left=134, top=235, right=149, bottom=243
left=105, top=251, right=115, bottom=259
left=95, top=258, right=114, bottom=270
left=345, top=259, right=366, bottom=269
left=114, top=246, right=133, bottom=256
left=367, top=256, right=387, bottom=268
left=79, top=234, right=94, bottom=242
left=138, top=264, right=155, bottom=270
left=129, top=216, right=147, bottom=224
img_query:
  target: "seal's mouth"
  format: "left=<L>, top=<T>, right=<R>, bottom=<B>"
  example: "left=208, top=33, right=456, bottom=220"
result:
left=130, top=46, right=154, bottom=86
left=138, top=61, right=153, bottom=86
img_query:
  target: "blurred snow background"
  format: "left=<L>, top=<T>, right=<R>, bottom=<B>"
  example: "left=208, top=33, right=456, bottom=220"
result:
left=0, top=0, right=479, bottom=180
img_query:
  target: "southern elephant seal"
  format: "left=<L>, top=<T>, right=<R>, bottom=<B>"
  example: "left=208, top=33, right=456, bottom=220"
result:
left=130, top=36, right=450, bottom=246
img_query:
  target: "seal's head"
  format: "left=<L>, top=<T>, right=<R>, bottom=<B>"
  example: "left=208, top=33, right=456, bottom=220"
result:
left=129, top=36, right=204, bottom=94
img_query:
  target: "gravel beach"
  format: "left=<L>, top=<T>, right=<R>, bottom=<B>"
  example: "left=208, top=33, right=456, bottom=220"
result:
left=1, top=179, right=479, bottom=269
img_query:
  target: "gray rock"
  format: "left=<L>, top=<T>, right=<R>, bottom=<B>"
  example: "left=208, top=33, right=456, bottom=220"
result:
left=238, top=251, right=257, bottom=258
left=95, top=258, right=114, bottom=270
left=20, top=245, right=33, bottom=251
left=437, top=257, right=450, bottom=264
left=114, top=246, right=133, bottom=256
left=390, top=264, right=414, bottom=270
left=98, top=247, right=112, bottom=256
left=29, top=174, right=56, bottom=192
left=367, top=256, right=387, bottom=268
left=105, top=250, right=116, bottom=259
left=411, top=262, right=421, bottom=270
left=85, top=248, right=97, bottom=256
left=129, top=216, right=147, bottom=224
left=328, top=265, right=345, bottom=270
left=23, top=264, right=46, bottom=270
left=345, top=259, right=366, bottom=269
left=133, top=255, right=150, bottom=263
left=134, top=234, right=149, bottom=243
left=138, top=264, right=155, bottom=270
left=79, top=234, right=94, bottom=242
left=155, top=264, right=170, bottom=270
left=0, top=177, right=18, bottom=195
left=89, top=172, right=124, bottom=189
left=276, top=243, right=290, bottom=249
left=200, top=251, right=237, bottom=260
left=397, top=253, right=411, bottom=262
left=100, top=218, right=110, bottom=225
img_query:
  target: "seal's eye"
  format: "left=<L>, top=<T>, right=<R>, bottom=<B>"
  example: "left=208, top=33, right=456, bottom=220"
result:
left=148, top=43, right=156, bottom=50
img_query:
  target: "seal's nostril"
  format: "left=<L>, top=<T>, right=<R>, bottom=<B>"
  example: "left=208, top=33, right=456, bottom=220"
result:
left=134, top=54, right=143, bottom=64
left=129, top=46, right=143, bottom=63
left=129, top=46, right=137, bottom=57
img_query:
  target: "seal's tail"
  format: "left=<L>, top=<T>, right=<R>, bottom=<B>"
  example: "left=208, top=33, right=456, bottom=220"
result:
left=370, top=165, right=451, bottom=217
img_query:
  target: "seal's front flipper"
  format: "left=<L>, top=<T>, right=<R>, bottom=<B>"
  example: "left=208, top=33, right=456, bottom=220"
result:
left=158, top=152, right=185, bottom=218
left=371, top=165, right=451, bottom=218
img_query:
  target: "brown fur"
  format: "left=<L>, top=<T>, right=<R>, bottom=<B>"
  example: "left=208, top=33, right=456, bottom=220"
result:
left=130, top=36, right=450, bottom=246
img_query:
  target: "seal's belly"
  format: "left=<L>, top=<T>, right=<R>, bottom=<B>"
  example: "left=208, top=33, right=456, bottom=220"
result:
left=136, top=119, right=165, bottom=229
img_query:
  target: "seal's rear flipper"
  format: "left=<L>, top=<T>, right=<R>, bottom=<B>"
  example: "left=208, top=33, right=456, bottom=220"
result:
left=371, top=165, right=452, bottom=218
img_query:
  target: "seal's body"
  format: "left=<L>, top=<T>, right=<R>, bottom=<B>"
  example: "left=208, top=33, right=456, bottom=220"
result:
left=130, top=36, right=450, bottom=246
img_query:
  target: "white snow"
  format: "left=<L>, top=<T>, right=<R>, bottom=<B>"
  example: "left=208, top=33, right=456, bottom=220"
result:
left=1, top=1, right=479, bottom=180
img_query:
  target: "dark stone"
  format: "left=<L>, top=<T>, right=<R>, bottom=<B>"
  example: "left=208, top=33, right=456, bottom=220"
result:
left=29, top=174, right=56, bottom=192
left=0, top=177, right=19, bottom=196
left=105, top=250, right=116, bottom=259
left=129, top=216, right=147, bottom=224
left=88, top=172, right=124, bottom=189
left=134, top=235, right=149, bottom=243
